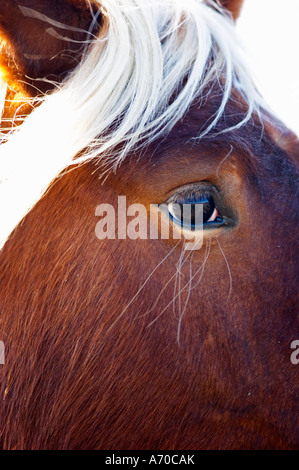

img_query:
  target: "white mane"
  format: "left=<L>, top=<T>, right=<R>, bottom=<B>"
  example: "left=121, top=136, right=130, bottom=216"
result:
left=0, top=0, right=264, bottom=249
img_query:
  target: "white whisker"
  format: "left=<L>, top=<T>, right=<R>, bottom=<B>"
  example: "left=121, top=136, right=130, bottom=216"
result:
left=177, top=250, right=194, bottom=345
left=106, top=240, right=180, bottom=333
left=216, top=237, right=232, bottom=302
left=173, top=240, right=186, bottom=321
left=216, top=145, right=234, bottom=177
left=140, top=238, right=203, bottom=321
left=188, top=236, right=211, bottom=292
left=147, top=237, right=210, bottom=329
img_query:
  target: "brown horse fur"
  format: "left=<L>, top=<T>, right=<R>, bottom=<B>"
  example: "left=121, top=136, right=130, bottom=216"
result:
left=219, top=0, right=244, bottom=21
left=0, top=0, right=298, bottom=450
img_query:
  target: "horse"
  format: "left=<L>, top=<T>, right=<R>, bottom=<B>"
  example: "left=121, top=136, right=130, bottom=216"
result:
left=0, top=0, right=298, bottom=450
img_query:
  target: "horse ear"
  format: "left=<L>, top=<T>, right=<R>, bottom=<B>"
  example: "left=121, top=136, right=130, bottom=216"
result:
left=0, top=0, right=101, bottom=96
left=219, top=0, right=244, bottom=21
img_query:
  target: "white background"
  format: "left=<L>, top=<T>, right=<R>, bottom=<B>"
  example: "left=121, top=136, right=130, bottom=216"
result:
left=236, top=0, right=299, bottom=136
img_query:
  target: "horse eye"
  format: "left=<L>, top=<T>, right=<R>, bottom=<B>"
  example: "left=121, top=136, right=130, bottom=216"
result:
left=168, top=195, right=222, bottom=229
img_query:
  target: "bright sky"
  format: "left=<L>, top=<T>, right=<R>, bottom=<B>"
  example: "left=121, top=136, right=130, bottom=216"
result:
left=236, top=0, right=299, bottom=136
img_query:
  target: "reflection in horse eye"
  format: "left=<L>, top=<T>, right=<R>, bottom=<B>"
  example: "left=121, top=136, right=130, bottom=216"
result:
left=168, top=195, right=221, bottom=229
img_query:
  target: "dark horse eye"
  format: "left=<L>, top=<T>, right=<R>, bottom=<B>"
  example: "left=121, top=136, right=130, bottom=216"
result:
left=168, top=195, right=221, bottom=229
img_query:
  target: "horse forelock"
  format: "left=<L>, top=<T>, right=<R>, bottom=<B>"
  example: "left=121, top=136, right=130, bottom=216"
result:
left=0, top=0, right=266, bottom=250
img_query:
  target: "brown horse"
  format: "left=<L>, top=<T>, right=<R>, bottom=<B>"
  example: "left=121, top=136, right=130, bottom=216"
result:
left=0, top=0, right=298, bottom=450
